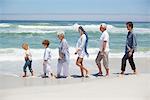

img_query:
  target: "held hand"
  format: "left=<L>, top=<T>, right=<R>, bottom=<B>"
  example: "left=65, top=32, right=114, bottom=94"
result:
left=58, top=57, right=62, bottom=60
left=74, top=52, right=77, bottom=55
left=100, top=51, right=104, bottom=55
left=128, top=51, right=132, bottom=57
left=60, top=53, right=65, bottom=59
left=25, top=57, right=29, bottom=60
left=128, top=48, right=131, bottom=52
left=43, top=60, right=47, bottom=65
left=75, top=48, right=81, bottom=55
left=74, top=50, right=78, bottom=55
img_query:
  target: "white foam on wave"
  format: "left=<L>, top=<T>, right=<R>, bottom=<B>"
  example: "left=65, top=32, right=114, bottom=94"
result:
left=18, top=25, right=73, bottom=30
left=0, top=23, right=11, bottom=28
left=18, top=23, right=114, bottom=32
left=0, top=23, right=149, bottom=34
left=0, top=48, right=149, bottom=61
left=108, top=27, right=150, bottom=34
left=0, top=29, right=56, bottom=34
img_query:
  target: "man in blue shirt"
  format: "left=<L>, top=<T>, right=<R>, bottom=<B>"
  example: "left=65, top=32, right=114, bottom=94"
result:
left=121, top=22, right=137, bottom=74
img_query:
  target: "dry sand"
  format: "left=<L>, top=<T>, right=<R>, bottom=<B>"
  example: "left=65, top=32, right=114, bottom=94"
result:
left=0, top=57, right=150, bottom=100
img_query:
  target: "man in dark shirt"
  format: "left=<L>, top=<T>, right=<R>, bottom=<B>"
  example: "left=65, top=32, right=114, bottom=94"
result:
left=121, top=22, right=137, bottom=74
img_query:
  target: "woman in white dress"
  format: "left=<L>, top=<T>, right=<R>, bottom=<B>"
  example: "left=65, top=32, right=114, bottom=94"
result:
left=75, top=26, right=89, bottom=77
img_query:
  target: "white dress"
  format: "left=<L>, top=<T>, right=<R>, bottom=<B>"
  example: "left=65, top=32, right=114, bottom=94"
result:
left=76, top=34, right=86, bottom=58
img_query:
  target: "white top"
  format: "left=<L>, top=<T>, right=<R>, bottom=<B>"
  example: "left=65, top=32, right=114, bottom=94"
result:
left=43, top=48, right=51, bottom=61
left=24, top=49, right=32, bottom=61
left=99, top=30, right=109, bottom=52
left=76, top=34, right=86, bottom=57
left=59, top=39, right=70, bottom=62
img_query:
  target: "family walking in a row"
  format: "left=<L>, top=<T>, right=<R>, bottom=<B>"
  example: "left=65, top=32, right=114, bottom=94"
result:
left=22, top=21, right=137, bottom=78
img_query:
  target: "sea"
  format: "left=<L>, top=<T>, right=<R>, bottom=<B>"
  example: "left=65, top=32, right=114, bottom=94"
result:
left=0, top=20, right=150, bottom=61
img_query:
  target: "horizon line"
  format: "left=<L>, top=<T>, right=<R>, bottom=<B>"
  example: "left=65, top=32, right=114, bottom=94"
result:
left=0, top=13, right=149, bottom=16
left=0, top=19, right=150, bottom=23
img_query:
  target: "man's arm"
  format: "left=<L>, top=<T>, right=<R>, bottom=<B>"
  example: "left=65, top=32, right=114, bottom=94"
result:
left=101, top=41, right=107, bottom=53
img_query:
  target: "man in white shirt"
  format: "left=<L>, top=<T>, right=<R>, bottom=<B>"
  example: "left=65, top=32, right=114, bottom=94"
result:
left=95, top=23, right=110, bottom=76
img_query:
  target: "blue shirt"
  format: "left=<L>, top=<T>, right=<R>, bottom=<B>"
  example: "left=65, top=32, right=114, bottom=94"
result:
left=125, top=31, right=137, bottom=53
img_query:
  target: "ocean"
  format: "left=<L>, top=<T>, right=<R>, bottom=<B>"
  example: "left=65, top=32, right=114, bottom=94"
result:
left=0, top=20, right=150, bottom=61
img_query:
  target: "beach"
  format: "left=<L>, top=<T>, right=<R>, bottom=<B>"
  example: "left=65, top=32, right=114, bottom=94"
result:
left=0, top=0, right=150, bottom=98
left=0, top=74, right=150, bottom=100
left=0, top=57, right=150, bottom=100
left=0, top=21, right=150, bottom=100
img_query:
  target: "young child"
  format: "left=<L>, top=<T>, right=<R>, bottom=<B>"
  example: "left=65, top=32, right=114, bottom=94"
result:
left=42, top=40, right=54, bottom=78
left=57, top=31, right=70, bottom=78
left=22, top=43, right=33, bottom=77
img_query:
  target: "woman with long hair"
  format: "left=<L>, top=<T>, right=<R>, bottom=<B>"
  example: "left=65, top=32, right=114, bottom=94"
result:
left=75, top=26, right=89, bottom=77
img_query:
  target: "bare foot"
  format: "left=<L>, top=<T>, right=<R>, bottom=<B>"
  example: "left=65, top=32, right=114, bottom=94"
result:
left=22, top=75, right=27, bottom=77
left=106, top=68, right=109, bottom=76
left=85, top=74, right=90, bottom=78
left=31, top=72, right=34, bottom=76
left=133, top=70, right=137, bottom=75
left=106, top=73, right=109, bottom=76
left=120, top=71, right=124, bottom=75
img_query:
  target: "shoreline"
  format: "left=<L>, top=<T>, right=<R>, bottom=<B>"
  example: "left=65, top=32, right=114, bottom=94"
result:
left=1, top=20, right=150, bottom=23
left=0, top=57, right=150, bottom=75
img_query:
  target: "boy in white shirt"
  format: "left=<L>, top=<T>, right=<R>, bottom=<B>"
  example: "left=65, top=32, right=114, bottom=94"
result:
left=22, top=43, right=34, bottom=77
left=42, top=40, right=54, bottom=78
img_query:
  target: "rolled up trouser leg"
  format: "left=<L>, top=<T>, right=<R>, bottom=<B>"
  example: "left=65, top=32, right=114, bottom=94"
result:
left=103, top=52, right=109, bottom=69
left=95, top=51, right=103, bottom=67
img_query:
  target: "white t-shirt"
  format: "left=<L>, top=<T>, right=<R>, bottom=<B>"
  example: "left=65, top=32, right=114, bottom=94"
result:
left=43, top=48, right=51, bottom=61
left=24, top=49, right=32, bottom=61
left=99, top=30, right=109, bottom=52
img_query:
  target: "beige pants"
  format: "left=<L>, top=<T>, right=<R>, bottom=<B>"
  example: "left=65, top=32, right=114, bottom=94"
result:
left=95, top=51, right=109, bottom=68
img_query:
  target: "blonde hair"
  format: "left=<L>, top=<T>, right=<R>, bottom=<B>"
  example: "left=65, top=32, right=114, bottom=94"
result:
left=22, top=43, right=29, bottom=50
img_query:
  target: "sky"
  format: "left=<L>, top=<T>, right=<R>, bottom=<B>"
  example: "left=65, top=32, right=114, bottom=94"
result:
left=0, top=0, right=149, bottom=21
